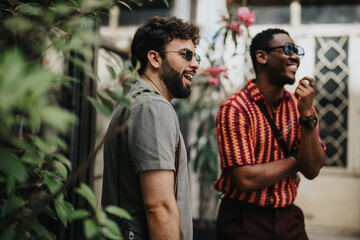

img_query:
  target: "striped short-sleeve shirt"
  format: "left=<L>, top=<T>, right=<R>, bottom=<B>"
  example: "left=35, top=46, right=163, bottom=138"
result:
left=213, top=79, right=324, bottom=208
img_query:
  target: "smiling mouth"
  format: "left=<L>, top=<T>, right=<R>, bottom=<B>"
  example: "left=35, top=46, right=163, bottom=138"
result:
left=288, top=64, right=298, bottom=73
left=184, top=73, right=193, bottom=81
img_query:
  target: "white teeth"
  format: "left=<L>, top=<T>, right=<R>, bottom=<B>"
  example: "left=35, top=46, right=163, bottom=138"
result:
left=184, top=74, right=192, bottom=80
left=290, top=65, right=298, bottom=70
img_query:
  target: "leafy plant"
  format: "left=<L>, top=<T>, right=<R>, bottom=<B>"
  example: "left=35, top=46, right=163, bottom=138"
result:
left=0, top=0, right=165, bottom=239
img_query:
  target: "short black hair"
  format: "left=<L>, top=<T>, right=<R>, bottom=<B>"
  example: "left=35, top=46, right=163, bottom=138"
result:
left=249, top=28, right=289, bottom=74
left=131, top=16, right=200, bottom=75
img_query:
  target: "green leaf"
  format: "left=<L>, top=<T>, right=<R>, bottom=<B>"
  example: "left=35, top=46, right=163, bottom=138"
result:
left=16, top=3, right=41, bottom=15
left=21, top=151, right=43, bottom=165
left=76, top=183, right=97, bottom=209
left=95, top=208, right=107, bottom=225
left=40, top=106, right=77, bottom=134
left=83, top=219, right=99, bottom=239
left=231, top=30, right=238, bottom=49
left=49, top=135, right=69, bottom=152
left=102, top=218, right=122, bottom=240
left=223, top=27, right=229, bottom=46
left=8, top=0, right=17, bottom=7
left=52, top=153, right=72, bottom=170
left=105, top=205, right=131, bottom=220
left=0, top=4, right=8, bottom=11
left=54, top=199, right=74, bottom=227
left=128, top=0, right=143, bottom=7
left=118, top=1, right=132, bottom=10
left=1, top=196, right=27, bottom=217
left=6, top=175, right=15, bottom=196
left=0, top=150, right=28, bottom=182
left=30, top=218, right=55, bottom=240
left=31, top=136, right=57, bottom=155
left=98, top=93, right=114, bottom=113
left=87, top=96, right=112, bottom=117
left=53, top=160, right=68, bottom=179
left=134, top=60, right=141, bottom=72
left=3, top=17, right=34, bottom=35
left=53, top=3, right=76, bottom=15
left=69, top=209, right=90, bottom=220
left=70, top=0, right=79, bottom=8
left=162, top=0, right=169, bottom=7
left=91, top=14, right=103, bottom=23
left=44, top=206, right=58, bottom=221
left=106, top=65, right=116, bottom=79
left=105, top=86, right=128, bottom=105
left=44, top=172, right=63, bottom=194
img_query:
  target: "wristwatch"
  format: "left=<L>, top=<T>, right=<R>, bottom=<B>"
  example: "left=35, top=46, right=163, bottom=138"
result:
left=299, top=115, right=318, bottom=129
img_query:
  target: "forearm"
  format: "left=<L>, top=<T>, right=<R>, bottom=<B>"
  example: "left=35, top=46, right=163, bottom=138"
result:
left=230, top=156, right=297, bottom=192
left=139, top=170, right=180, bottom=240
left=296, top=127, right=326, bottom=179
left=146, top=203, right=180, bottom=240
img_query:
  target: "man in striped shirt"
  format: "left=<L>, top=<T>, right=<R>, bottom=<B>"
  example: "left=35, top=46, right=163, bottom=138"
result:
left=214, top=28, right=326, bottom=239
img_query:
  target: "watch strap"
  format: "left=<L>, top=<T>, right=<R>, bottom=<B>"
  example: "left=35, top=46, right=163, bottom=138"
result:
left=299, top=115, right=317, bottom=129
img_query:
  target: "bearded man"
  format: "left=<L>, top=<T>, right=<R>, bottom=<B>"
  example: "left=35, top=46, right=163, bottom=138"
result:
left=102, top=16, right=200, bottom=240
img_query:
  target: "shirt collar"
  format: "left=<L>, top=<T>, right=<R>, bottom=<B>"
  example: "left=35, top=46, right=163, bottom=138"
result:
left=245, top=78, right=292, bottom=102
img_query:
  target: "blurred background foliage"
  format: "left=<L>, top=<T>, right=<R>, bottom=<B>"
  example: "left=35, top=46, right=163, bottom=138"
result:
left=178, top=0, right=255, bottom=226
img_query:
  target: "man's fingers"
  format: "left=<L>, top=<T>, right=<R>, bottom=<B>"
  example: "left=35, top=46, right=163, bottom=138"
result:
left=299, top=77, right=315, bottom=88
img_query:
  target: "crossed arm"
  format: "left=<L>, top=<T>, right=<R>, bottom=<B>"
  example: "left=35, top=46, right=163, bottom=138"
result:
left=139, top=170, right=180, bottom=240
left=229, top=126, right=324, bottom=192
left=228, top=77, right=325, bottom=192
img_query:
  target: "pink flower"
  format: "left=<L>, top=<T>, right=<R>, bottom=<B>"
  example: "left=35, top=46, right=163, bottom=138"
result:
left=245, top=11, right=256, bottom=27
left=208, top=65, right=227, bottom=75
left=208, top=77, right=220, bottom=87
left=229, top=20, right=239, bottom=31
left=229, top=21, right=243, bottom=36
left=237, top=6, right=256, bottom=27
left=237, top=7, right=250, bottom=22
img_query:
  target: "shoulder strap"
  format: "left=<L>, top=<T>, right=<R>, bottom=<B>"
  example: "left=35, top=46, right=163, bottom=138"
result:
left=174, top=135, right=181, bottom=198
left=255, top=101, right=290, bottom=157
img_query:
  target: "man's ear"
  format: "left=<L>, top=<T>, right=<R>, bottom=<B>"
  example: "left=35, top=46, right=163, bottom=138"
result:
left=256, top=50, right=267, bottom=65
left=147, top=50, right=161, bottom=69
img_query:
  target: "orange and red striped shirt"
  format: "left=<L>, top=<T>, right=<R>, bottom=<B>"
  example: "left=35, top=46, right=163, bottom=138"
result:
left=214, top=79, right=324, bottom=208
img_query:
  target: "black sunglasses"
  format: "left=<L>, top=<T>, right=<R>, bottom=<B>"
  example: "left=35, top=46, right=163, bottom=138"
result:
left=263, top=42, right=305, bottom=59
left=161, top=50, right=201, bottom=64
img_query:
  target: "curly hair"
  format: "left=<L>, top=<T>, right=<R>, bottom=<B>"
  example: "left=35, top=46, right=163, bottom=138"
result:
left=131, top=16, right=200, bottom=75
left=250, top=28, right=289, bottom=74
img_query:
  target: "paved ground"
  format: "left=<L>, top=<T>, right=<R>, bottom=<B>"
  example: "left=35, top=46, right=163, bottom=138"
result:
left=307, top=227, right=360, bottom=240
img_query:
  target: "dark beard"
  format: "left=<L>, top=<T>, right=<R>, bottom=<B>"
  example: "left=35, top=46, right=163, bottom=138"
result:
left=159, top=58, right=191, bottom=99
left=284, top=76, right=295, bottom=85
